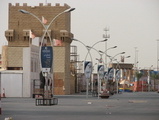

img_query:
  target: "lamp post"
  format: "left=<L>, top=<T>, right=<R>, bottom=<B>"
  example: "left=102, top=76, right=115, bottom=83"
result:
left=113, top=55, right=130, bottom=94
left=84, top=39, right=107, bottom=60
left=73, top=39, right=106, bottom=98
left=87, top=46, right=106, bottom=98
left=157, top=40, right=159, bottom=71
left=87, top=46, right=104, bottom=94
left=19, top=8, right=75, bottom=47
left=107, top=52, right=125, bottom=93
left=107, top=52, right=125, bottom=81
left=108, top=52, right=125, bottom=62
left=19, top=8, right=75, bottom=98
left=113, top=59, right=121, bottom=94
left=72, top=39, right=93, bottom=62
left=99, top=46, right=118, bottom=90
left=72, top=39, right=93, bottom=98
left=19, top=8, right=75, bottom=72
left=99, top=46, right=117, bottom=68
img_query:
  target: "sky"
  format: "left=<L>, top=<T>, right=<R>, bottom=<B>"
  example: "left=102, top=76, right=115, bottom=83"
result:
left=0, top=0, right=159, bottom=70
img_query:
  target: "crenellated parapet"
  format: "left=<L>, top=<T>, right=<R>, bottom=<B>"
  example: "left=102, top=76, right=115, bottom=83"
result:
left=7, top=3, right=73, bottom=47
left=9, top=3, right=70, bottom=7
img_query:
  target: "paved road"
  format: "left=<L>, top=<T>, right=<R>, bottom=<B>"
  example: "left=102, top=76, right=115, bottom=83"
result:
left=1, top=92, right=159, bottom=120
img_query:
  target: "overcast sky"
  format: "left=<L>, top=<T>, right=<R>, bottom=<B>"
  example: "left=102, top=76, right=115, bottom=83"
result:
left=0, top=0, right=159, bottom=70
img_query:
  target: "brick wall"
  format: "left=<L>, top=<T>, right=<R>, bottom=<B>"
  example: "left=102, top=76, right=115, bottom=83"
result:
left=7, top=47, right=23, bottom=67
left=3, top=3, right=74, bottom=95
left=7, top=3, right=71, bottom=47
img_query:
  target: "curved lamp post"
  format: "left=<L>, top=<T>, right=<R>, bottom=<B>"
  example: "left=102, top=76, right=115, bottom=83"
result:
left=113, top=55, right=130, bottom=94
left=72, top=39, right=93, bottom=62
left=72, top=39, right=106, bottom=98
left=72, top=39, right=93, bottom=98
left=99, top=46, right=118, bottom=90
left=19, top=8, right=75, bottom=73
left=106, top=52, right=125, bottom=92
left=113, top=59, right=121, bottom=94
left=84, top=39, right=107, bottom=60
left=108, top=52, right=125, bottom=64
left=19, top=8, right=75, bottom=98
left=99, top=46, right=117, bottom=68
left=87, top=46, right=105, bottom=98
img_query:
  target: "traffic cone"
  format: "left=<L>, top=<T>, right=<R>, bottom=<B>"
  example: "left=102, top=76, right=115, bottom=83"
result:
left=2, top=88, right=6, bottom=98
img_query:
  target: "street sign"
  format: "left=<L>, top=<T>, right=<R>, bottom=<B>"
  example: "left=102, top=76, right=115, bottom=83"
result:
left=41, top=46, right=53, bottom=73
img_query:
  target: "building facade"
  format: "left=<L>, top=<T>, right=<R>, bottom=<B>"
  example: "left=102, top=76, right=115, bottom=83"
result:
left=2, top=3, right=75, bottom=97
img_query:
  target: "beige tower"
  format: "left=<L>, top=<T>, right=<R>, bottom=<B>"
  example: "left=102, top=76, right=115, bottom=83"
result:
left=4, top=3, right=74, bottom=95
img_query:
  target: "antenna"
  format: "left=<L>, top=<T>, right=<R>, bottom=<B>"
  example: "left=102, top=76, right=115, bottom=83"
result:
left=103, top=27, right=110, bottom=39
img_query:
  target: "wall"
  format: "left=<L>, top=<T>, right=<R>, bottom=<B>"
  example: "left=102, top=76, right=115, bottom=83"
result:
left=23, top=45, right=40, bottom=97
left=7, top=3, right=71, bottom=47
left=3, top=3, right=74, bottom=96
left=1, top=71, right=23, bottom=97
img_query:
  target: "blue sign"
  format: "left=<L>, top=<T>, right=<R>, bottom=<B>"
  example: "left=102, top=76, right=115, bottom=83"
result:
left=41, top=46, right=53, bottom=71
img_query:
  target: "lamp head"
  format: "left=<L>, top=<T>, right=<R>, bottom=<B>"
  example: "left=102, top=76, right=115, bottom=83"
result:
left=126, top=56, right=131, bottom=58
left=103, top=39, right=107, bottom=42
left=68, top=8, right=75, bottom=12
left=99, top=50, right=104, bottom=53
left=19, top=9, right=30, bottom=14
left=107, top=55, right=111, bottom=57
left=121, top=52, right=125, bottom=54
left=65, top=8, right=75, bottom=13
left=86, top=46, right=91, bottom=48
left=72, top=38, right=78, bottom=41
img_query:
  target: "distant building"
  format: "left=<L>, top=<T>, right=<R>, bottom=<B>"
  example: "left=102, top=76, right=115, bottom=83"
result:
left=1, top=3, right=75, bottom=97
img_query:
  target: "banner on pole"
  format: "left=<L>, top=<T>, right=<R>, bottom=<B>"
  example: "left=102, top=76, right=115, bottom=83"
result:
left=41, top=46, right=53, bottom=72
left=104, top=71, right=108, bottom=81
left=98, top=65, right=104, bottom=80
left=116, top=70, right=121, bottom=81
left=108, top=68, right=114, bottom=80
left=84, top=61, right=92, bottom=79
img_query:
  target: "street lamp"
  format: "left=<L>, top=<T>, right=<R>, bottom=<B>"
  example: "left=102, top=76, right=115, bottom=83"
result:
left=19, top=8, right=75, bottom=70
left=19, top=8, right=75, bottom=47
left=87, top=46, right=105, bottom=96
left=19, top=8, right=75, bottom=98
left=113, top=55, right=130, bottom=94
left=108, top=52, right=125, bottom=62
left=84, top=39, right=107, bottom=60
left=99, top=46, right=117, bottom=68
left=72, top=39, right=106, bottom=98
left=72, top=39, right=93, bottom=98
left=106, top=52, right=125, bottom=93
left=113, top=59, right=121, bottom=94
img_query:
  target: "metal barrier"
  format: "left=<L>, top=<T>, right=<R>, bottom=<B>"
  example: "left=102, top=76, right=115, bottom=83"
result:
left=35, top=98, right=58, bottom=106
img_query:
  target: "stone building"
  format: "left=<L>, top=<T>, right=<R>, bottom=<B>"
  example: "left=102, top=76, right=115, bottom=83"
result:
left=2, top=3, right=75, bottom=97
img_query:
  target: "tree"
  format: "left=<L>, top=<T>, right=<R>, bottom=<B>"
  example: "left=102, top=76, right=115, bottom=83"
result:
left=150, top=72, right=159, bottom=91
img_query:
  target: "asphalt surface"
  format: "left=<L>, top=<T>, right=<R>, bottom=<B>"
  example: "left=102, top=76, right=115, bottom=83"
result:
left=1, top=92, right=159, bottom=120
